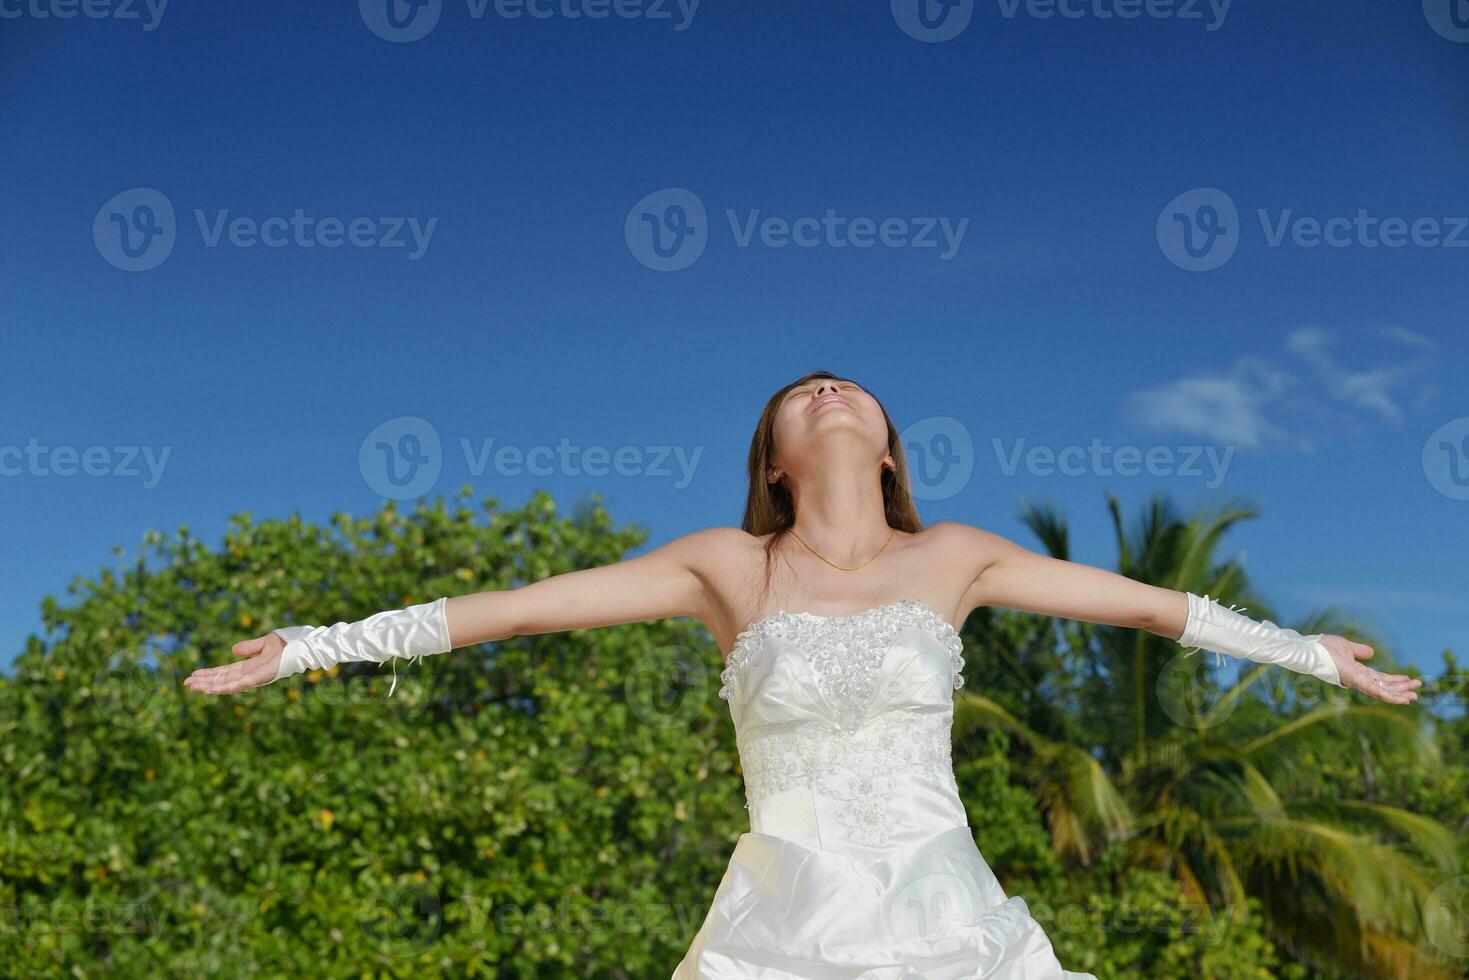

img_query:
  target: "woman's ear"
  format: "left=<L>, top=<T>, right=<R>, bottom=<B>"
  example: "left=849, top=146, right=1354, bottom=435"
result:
left=766, top=465, right=783, bottom=485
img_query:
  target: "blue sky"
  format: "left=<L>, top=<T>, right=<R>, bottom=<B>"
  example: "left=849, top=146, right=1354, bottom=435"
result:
left=2, top=1, right=1465, bottom=680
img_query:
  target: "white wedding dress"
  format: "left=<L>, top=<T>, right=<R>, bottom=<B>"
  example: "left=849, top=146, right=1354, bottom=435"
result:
left=673, top=599, right=1096, bottom=979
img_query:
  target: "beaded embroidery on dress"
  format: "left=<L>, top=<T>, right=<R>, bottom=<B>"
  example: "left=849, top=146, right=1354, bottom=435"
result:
left=673, top=599, right=1096, bottom=979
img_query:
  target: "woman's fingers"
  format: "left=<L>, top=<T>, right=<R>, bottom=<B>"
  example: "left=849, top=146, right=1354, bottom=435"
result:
left=1321, top=635, right=1420, bottom=705
left=191, top=666, right=253, bottom=694
left=185, top=655, right=275, bottom=695
left=185, top=663, right=235, bottom=694
left=182, top=631, right=286, bottom=695
left=1352, top=665, right=1421, bottom=704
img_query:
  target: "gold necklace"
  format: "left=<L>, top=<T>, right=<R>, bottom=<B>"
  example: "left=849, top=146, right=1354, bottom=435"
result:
left=787, top=525, right=895, bottom=571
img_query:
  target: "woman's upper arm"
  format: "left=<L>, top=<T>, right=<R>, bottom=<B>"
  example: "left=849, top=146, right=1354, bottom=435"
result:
left=947, top=522, right=1187, bottom=638
left=443, top=527, right=732, bottom=647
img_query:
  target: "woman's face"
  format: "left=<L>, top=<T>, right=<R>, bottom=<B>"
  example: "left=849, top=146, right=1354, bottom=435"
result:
left=769, top=377, right=891, bottom=480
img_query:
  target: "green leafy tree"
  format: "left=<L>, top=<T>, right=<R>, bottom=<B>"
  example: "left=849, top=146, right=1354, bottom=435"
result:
left=1, top=490, right=744, bottom=977
left=953, top=493, right=1464, bottom=979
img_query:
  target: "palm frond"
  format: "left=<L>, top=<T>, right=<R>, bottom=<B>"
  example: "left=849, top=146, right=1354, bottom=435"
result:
left=1290, top=799, right=1461, bottom=874
left=955, top=692, right=1133, bottom=849
left=1018, top=500, right=1070, bottom=561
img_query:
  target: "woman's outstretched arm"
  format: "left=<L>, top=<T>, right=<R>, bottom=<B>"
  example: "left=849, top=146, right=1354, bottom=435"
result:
left=183, top=527, right=730, bottom=696
left=941, top=521, right=1420, bottom=706
left=443, top=527, right=721, bottom=645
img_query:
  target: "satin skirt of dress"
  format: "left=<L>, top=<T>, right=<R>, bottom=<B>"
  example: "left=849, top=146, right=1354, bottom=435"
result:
left=672, top=823, right=1097, bottom=980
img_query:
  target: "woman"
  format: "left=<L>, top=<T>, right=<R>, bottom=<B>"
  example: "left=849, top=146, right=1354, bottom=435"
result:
left=185, top=371, right=1419, bottom=978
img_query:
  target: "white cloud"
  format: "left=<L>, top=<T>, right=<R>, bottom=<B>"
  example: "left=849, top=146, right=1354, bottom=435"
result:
left=1126, top=326, right=1431, bottom=450
left=1125, top=359, right=1299, bottom=450
left=1380, top=325, right=1437, bottom=350
left=1286, top=326, right=1408, bottom=422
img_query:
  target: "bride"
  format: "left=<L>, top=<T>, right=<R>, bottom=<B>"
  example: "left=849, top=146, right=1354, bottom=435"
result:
left=185, top=370, right=1419, bottom=978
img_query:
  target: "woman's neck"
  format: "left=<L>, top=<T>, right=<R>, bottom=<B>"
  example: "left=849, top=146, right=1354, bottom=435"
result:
left=787, top=462, right=892, bottom=562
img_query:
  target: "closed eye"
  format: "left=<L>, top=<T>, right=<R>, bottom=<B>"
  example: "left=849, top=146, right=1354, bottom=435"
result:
left=786, top=382, right=861, bottom=402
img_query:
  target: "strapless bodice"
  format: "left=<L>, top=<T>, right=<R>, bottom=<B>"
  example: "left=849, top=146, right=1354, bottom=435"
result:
left=716, top=599, right=968, bottom=854
left=674, top=599, right=1096, bottom=977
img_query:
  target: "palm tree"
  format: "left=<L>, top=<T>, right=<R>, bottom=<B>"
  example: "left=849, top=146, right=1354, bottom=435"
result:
left=954, top=492, right=1459, bottom=978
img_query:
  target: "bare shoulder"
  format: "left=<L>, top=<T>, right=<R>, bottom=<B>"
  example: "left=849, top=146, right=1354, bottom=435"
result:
left=655, top=524, right=766, bottom=596
left=915, top=521, right=1025, bottom=597
left=659, top=526, right=771, bottom=650
left=919, top=520, right=1013, bottom=558
left=662, top=525, right=762, bottom=565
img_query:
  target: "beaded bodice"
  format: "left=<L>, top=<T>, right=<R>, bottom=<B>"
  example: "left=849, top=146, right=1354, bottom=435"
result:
left=717, top=599, right=969, bottom=851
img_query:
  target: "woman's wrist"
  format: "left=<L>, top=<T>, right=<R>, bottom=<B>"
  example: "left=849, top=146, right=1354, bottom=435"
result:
left=271, top=597, right=452, bottom=684
left=1178, top=592, right=1345, bottom=688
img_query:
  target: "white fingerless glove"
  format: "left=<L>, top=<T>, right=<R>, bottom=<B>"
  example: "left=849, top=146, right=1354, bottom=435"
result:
left=271, top=597, right=452, bottom=696
left=1178, top=592, right=1345, bottom=688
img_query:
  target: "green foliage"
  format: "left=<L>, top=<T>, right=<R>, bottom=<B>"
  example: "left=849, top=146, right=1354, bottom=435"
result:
left=956, top=492, right=1468, bottom=979
left=1, top=490, right=744, bottom=977
left=954, top=730, right=1298, bottom=979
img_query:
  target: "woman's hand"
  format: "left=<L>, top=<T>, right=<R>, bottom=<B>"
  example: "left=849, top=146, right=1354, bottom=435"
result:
left=183, top=633, right=284, bottom=695
left=1319, top=634, right=1421, bottom=705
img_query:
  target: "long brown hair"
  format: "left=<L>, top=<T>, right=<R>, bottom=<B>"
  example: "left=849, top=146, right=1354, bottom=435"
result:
left=740, top=371, right=925, bottom=607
